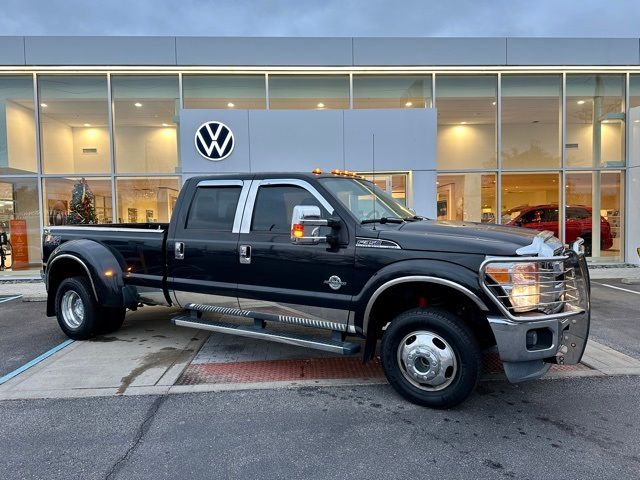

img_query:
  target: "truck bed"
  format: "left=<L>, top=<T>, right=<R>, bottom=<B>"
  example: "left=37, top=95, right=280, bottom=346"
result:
left=43, top=223, right=169, bottom=300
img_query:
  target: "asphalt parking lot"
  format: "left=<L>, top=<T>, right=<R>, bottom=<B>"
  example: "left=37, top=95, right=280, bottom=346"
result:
left=0, top=279, right=639, bottom=479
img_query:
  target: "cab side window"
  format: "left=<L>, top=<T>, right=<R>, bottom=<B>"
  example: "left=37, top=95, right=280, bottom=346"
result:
left=251, top=185, right=329, bottom=233
left=186, top=186, right=242, bottom=230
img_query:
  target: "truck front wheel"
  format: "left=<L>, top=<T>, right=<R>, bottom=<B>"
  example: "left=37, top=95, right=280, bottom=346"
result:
left=55, top=276, right=100, bottom=340
left=380, top=308, right=481, bottom=409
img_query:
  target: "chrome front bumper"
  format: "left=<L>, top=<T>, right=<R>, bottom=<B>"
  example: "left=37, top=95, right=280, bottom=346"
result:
left=486, top=249, right=591, bottom=383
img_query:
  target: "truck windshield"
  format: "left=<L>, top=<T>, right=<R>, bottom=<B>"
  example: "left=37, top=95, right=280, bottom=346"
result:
left=319, top=177, right=415, bottom=223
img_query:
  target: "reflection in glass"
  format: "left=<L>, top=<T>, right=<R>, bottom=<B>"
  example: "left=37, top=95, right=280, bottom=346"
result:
left=353, top=75, right=431, bottom=109
left=501, top=173, right=560, bottom=237
left=502, top=75, right=561, bottom=169
left=183, top=75, right=266, bottom=109
left=0, top=77, right=36, bottom=174
left=566, top=171, right=623, bottom=261
left=112, top=76, right=179, bottom=174
left=566, top=74, right=625, bottom=168
left=43, top=177, right=112, bottom=225
left=0, top=177, right=40, bottom=272
left=360, top=173, right=408, bottom=206
left=269, top=75, right=349, bottom=110
left=436, top=75, right=497, bottom=169
left=436, top=174, right=496, bottom=223
left=39, top=76, right=110, bottom=174
left=116, top=177, right=180, bottom=224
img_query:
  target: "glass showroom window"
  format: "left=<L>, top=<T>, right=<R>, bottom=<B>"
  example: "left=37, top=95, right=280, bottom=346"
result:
left=0, top=177, right=40, bottom=274
left=268, top=75, right=349, bottom=110
left=359, top=173, right=409, bottom=206
left=436, top=75, right=497, bottom=170
left=43, top=177, right=112, bottom=225
left=502, top=75, right=561, bottom=169
left=353, top=75, right=432, bottom=109
left=112, top=75, right=179, bottom=174
left=566, top=74, right=625, bottom=168
left=501, top=173, right=560, bottom=237
left=566, top=171, right=623, bottom=261
left=39, top=76, right=110, bottom=174
left=436, top=173, right=496, bottom=223
left=0, top=76, right=36, bottom=175
left=183, top=75, right=266, bottom=109
left=116, top=177, right=180, bottom=223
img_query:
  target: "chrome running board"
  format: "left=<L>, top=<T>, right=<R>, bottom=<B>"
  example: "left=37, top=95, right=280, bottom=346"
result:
left=171, top=313, right=360, bottom=355
left=184, top=302, right=349, bottom=332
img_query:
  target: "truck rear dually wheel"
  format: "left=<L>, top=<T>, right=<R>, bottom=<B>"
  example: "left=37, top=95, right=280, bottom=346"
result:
left=380, top=308, right=481, bottom=409
left=55, top=276, right=100, bottom=340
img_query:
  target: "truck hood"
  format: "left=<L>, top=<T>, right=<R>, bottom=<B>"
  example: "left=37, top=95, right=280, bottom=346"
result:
left=377, top=220, right=541, bottom=256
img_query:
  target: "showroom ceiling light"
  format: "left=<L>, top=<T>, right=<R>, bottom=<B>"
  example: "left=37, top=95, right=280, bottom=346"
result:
left=162, top=123, right=169, bottom=127
left=577, top=100, right=586, bottom=105
left=317, top=102, right=325, bottom=108
left=492, top=101, right=497, bottom=106
left=460, top=121, right=467, bottom=125
left=227, top=102, right=235, bottom=108
left=40, top=103, right=47, bottom=108
left=83, top=123, right=91, bottom=127
left=405, top=101, right=413, bottom=107
left=134, top=102, right=143, bottom=107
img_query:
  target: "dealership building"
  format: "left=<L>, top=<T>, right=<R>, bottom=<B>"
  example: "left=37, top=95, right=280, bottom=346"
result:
left=0, top=35, right=639, bottom=278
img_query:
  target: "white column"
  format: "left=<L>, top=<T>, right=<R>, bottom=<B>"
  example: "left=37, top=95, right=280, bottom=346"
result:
left=627, top=107, right=640, bottom=264
left=412, top=170, right=437, bottom=219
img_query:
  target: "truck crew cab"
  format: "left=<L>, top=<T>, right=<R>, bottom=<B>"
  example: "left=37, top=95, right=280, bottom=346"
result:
left=43, top=171, right=591, bottom=408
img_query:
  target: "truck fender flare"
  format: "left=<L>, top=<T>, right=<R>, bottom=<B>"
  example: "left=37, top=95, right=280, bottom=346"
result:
left=45, top=239, right=128, bottom=316
left=362, top=275, right=489, bottom=336
left=353, top=259, right=491, bottom=336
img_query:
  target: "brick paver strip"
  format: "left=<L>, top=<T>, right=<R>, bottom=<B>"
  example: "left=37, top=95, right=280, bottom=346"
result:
left=177, top=353, right=589, bottom=386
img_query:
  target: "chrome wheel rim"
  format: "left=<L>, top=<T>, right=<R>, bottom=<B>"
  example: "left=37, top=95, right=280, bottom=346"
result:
left=61, top=290, right=85, bottom=329
left=397, top=330, right=458, bottom=391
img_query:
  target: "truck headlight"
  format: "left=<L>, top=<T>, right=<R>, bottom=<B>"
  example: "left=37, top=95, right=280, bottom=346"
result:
left=485, top=262, right=540, bottom=313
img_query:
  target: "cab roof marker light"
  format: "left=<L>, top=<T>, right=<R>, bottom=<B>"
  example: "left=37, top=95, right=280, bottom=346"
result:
left=312, top=168, right=322, bottom=175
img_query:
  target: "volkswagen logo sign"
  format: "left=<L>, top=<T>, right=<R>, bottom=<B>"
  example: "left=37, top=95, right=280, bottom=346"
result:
left=195, top=121, right=234, bottom=161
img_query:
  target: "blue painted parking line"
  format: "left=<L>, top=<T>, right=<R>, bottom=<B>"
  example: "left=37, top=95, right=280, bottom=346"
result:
left=0, top=295, right=22, bottom=304
left=0, top=339, right=74, bottom=386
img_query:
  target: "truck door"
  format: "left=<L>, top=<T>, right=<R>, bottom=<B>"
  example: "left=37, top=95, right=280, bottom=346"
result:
left=236, top=179, right=355, bottom=329
left=167, top=179, right=250, bottom=308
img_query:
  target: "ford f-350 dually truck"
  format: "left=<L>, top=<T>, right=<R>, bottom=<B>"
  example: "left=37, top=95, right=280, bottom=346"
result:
left=43, top=171, right=590, bottom=408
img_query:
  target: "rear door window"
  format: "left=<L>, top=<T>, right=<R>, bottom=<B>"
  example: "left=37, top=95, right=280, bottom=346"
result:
left=186, top=186, right=242, bottom=230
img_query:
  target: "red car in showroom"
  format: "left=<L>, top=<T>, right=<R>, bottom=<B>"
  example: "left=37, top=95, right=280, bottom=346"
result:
left=505, top=204, right=613, bottom=256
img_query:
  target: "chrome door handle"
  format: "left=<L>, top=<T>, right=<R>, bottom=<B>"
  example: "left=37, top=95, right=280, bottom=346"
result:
left=175, top=241, right=185, bottom=260
left=239, top=245, right=251, bottom=264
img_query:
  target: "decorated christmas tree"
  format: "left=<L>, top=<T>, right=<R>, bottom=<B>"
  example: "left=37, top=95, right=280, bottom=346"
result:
left=67, top=178, right=97, bottom=225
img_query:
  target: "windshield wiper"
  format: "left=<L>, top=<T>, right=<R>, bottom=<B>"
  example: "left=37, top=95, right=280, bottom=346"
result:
left=361, top=217, right=405, bottom=225
left=403, top=215, right=423, bottom=222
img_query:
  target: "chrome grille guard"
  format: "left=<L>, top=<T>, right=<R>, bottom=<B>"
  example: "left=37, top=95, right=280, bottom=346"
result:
left=479, top=234, right=589, bottom=322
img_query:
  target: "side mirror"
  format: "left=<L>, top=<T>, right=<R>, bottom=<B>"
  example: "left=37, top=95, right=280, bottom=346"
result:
left=290, top=205, right=340, bottom=245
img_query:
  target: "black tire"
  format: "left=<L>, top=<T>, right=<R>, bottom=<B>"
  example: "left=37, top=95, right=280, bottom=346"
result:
left=55, top=276, right=100, bottom=340
left=96, top=308, right=126, bottom=335
left=380, top=308, right=481, bottom=409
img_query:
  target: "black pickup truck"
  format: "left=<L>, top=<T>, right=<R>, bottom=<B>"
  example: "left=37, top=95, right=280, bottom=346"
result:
left=43, top=171, right=591, bottom=408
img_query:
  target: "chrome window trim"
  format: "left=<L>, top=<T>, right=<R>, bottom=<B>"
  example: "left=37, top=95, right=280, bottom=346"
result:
left=363, top=275, right=489, bottom=335
left=240, top=178, right=334, bottom=234
left=46, top=253, right=98, bottom=300
left=193, top=179, right=249, bottom=234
